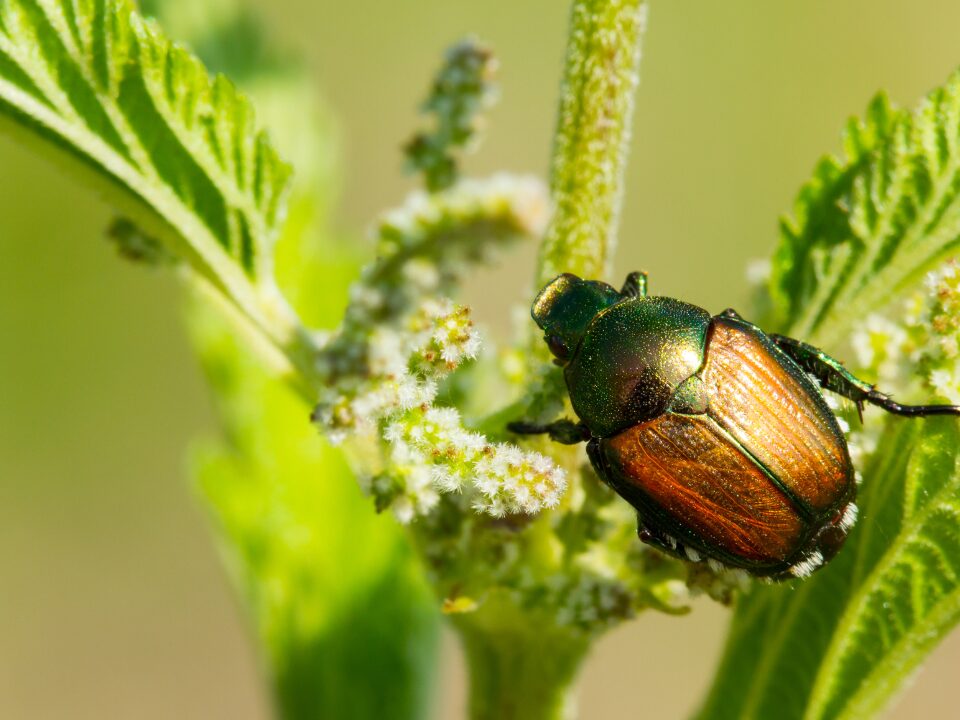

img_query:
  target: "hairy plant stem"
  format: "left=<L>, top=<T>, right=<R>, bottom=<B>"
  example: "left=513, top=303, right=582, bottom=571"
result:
left=536, top=0, right=647, bottom=291
left=513, top=0, right=646, bottom=418
left=455, top=593, right=591, bottom=720
left=457, top=2, right=648, bottom=718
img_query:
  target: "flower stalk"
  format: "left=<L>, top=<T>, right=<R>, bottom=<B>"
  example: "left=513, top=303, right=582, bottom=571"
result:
left=452, top=2, right=651, bottom=718
left=537, top=0, right=647, bottom=289
left=455, top=593, right=592, bottom=720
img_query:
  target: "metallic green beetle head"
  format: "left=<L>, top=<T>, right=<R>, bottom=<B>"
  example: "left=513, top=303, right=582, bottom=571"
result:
left=532, top=274, right=622, bottom=362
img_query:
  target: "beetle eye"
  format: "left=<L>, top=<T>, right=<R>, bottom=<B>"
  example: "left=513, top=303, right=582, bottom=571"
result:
left=546, top=333, right=570, bottom=360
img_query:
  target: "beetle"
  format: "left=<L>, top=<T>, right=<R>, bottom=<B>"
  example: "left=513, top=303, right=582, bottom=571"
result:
left=509, top=272, right=960, bottom=579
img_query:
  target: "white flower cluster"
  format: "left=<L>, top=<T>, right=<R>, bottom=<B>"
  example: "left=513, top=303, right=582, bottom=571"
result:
left=916, top=261, right=960, bottom=403
left=843, top=260, right=960, bottom=469
left=850, top=262, right=960, bottom=396
left=415, top=303, right=482, bottom=372
left=384, top=405, right=567, bottom=523
left=841, top=263, right=960, bottom=475
left=316, top=174, right=547, bottom=388
left=311, top=174, right=567, bottom=523
left=314, top=300, right=477, bottom=443
left=313, top=292, right=566, bottom=523
left=377, top=174, right=548, bottom=266
left=472, top=444, right=566, bottom=517
left=850, top=314, right=910, bottom=391
left=317, top=174, right=546, bottom=382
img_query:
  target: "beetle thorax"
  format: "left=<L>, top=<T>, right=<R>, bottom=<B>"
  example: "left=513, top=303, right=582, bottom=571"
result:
left=564, top=297, right=711, bottom=438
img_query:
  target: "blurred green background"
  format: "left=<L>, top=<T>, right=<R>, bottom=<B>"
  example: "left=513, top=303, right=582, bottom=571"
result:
left=2, top=1, right=960, bottom=717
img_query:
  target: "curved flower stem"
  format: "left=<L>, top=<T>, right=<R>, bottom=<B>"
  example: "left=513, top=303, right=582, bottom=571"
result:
left=536, top=0, right=647, bottom=290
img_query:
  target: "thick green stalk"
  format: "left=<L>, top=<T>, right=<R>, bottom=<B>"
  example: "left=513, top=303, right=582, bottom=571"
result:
left=456, top=593, right=592, bottom=720
left=457, top=5, right=648, bottom=719
left=518, top=0, right=647, bottom=418
left=536, top=0, right=647, bottom=288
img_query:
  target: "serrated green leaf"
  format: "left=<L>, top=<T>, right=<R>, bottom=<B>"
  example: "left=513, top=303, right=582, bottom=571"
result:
left=0, top=0, right=292, bottom=337
left=770, top=71, right=960, bottom=346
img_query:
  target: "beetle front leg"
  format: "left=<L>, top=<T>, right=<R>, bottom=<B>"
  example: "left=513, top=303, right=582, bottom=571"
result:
left=507, top=418, right=591, bottom=444
left=770, top=333, right=960, bottom=419
left=619, top=271, right=648, bottom=299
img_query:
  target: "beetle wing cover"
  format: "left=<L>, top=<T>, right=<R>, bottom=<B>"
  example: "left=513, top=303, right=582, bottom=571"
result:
left=703, top=318, right=854, bottom=517
left=604, top=415, right=804, bottom=565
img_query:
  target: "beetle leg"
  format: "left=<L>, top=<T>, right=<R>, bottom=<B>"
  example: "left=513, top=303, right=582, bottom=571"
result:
left=642, top=523, right=713, bottom=564
left=637, top=522, right=687, bottom=557
left=720, top=307, right=744, bottom=320
left=638, top=522, right=675, bottom=552
left=619, top=271, right=648, bottom=299
left=770, top=333, right=960, bottom=420
left=507, top=418, right=590, bottom=445
left=585, top=437, right=605, bottom=476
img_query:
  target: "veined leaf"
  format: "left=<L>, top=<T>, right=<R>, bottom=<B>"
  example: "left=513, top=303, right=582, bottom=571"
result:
left=771, top=71, right=960, bottom=346
left=0, top=0, right=292, bottom=338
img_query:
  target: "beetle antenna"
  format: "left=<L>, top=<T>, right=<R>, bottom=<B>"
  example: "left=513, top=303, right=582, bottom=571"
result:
left=865, top=390, right=960, bottom=417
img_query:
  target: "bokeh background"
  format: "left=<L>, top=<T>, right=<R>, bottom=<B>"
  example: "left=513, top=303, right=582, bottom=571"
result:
left=2, top=1, right=960, bottom=717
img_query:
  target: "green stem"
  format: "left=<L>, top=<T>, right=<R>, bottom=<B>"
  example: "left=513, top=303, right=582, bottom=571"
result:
left=518, top=0, right=647, bottom=412
left=455, top=592, right=592, bottom=720
left=536, top=0, right=647, bottom=289
left=189, top=272, right=321, bottom=405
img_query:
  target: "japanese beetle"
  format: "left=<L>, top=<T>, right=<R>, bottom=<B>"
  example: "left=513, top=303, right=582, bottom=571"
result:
left=510, top=272, right=960, bottom=579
